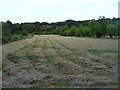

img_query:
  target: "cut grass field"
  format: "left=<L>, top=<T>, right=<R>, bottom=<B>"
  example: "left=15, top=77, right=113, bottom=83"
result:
left=2, top=35, right=118, bottom=88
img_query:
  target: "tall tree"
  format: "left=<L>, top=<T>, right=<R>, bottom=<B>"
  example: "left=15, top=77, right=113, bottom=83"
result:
left=75, top=25, right=83, bottom=37
left=98, top=16, right=108, bottom=37
left=88, top=20, right=97, bottom=37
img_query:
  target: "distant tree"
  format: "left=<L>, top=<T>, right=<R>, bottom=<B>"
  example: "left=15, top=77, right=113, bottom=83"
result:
left=2, top=22, right=12, bottom=36
left=64, top=30, right=71, bottom=36
left=58, top=25, right=69, bottom=36
left=75, top=25, right=83, bottom=37
left=2, top=17, right=119, bottom=44
left=98, top=16, right=108, bottom=37
left=6, top=20, right=12, bottom=26
left=34, top=22, right=40, bottom=29
left=69, top=25, right=78, bottom=36
left=95, top=22, right=102, bottom=38
left=41, top=22, right=49, bottom=25
left=22, top=24, right=37, bottom=34
left=12, top=24, right=22, bottom=34
left=65, top=20, right=77, bottom=28
left=88, top=20, right=97, bottom=37
left=82, top=26, right=91, bottom=37
left=107, top=24, right=117, bottom=38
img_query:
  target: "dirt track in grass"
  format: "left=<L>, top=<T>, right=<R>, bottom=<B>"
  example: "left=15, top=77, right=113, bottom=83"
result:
left=2, top=35, right=118, bottom=88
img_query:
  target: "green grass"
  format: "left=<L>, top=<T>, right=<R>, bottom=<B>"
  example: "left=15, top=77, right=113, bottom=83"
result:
left=26, top=46, right=39, bottom=48
left=54, top=62, right=67, bottom=68
left=88, top=49, right=117, bottom=55
left=102, top=49, right=117, bottom=53
left=51, top=81, right=67, bottom=87
left=68, top=58, right=77, bottom=62
left=111, top=56, right=118, bottom=61
left=43, top=40, right=82, bottom=75
left=103, top=62, right=113, bottom=68
left=54, top=39, right=70, bottom=49
left=36, top=67, right=54, bottom=73
left=6, top=53, right=20, bottom=63
left=43, top=39, right=57, bottom=64
left=92, top=67, right=111, bottom=75
left=55, top=49, right=93, bottom=69
left=79, top=61, right=93, bottom=68
left=27, top=54, right=40, bottom=63
left=45, top=55, right=55, bottom=63
left=24, top=39, right=41, bottom=63
left=14, top=39, right=40, bottom=54
left=31, top=39, right=41, bottom=47
left=91, top=58, right=101, bottom=63
left=43, top=39, right=53, bottom=49
left=88, top=49, right=101, bottom=54
left=91, top=58, right=113, bottom=68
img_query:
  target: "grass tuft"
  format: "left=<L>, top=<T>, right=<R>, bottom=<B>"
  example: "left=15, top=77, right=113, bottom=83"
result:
left=102, top=49, right=117, bottom=53
left=54, top=62, right=67, bottom=67
left=91, top=58, right=101, bottom=63
left=88, top=49, right=101, bottom=54
left=27, top=55, right=40, bottom=63
left=6, top=53, right=20, bottom=63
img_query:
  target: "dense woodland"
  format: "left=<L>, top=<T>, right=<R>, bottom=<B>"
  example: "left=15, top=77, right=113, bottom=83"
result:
left=1, top=16, right=119, bottom=44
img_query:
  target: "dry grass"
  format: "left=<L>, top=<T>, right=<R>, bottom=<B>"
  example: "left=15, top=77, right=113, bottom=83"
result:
left=2, top=35, right=118, bottom=88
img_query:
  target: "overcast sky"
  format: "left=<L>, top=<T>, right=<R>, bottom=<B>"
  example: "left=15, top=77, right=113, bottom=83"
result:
left=0, top=0, right=119, bottom=23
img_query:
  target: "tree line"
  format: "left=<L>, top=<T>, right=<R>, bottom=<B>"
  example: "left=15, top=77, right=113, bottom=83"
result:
left=1, top=16, right=119, bottom=44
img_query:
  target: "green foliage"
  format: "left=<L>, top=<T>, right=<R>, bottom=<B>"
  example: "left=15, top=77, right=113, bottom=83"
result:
left=88, top=20, right=97, bottom=37
left=98, top=16, right=108, bottom=37
left=2, top=36, right=10, bottom=44
left=82, top=26, right=91, bottom=37
left=22, top=24, right=38, bottom=33
left=2, top=34, right=31, bottom=44
left=75, top=25, right=83, bottom=37
left=95, top=22, right=102, bottom=38
left=64, top=30, right=71, bottom=36
left=69, top=25, right=78, bottom=36
left=58, top=25, right=69, bottom=36
left=2, top=16, right=118, bottom=45
left=107, top=24, right=117, bottom=38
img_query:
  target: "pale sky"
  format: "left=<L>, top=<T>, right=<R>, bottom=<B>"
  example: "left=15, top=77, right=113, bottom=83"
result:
left=0, top=0, right=119, bottom=23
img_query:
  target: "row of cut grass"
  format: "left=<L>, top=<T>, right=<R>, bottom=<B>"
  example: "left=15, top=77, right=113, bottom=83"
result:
left=43, top=38, right=83, bottom=75
left=48, top=38, right=95, bottom=69
left=47, top=38, right=113, bottom=76
left=25, top=39, right=42, bottom=63
left=6, top=38, right=41, bottom=63
left=53, top=39, right=115, bottom=69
